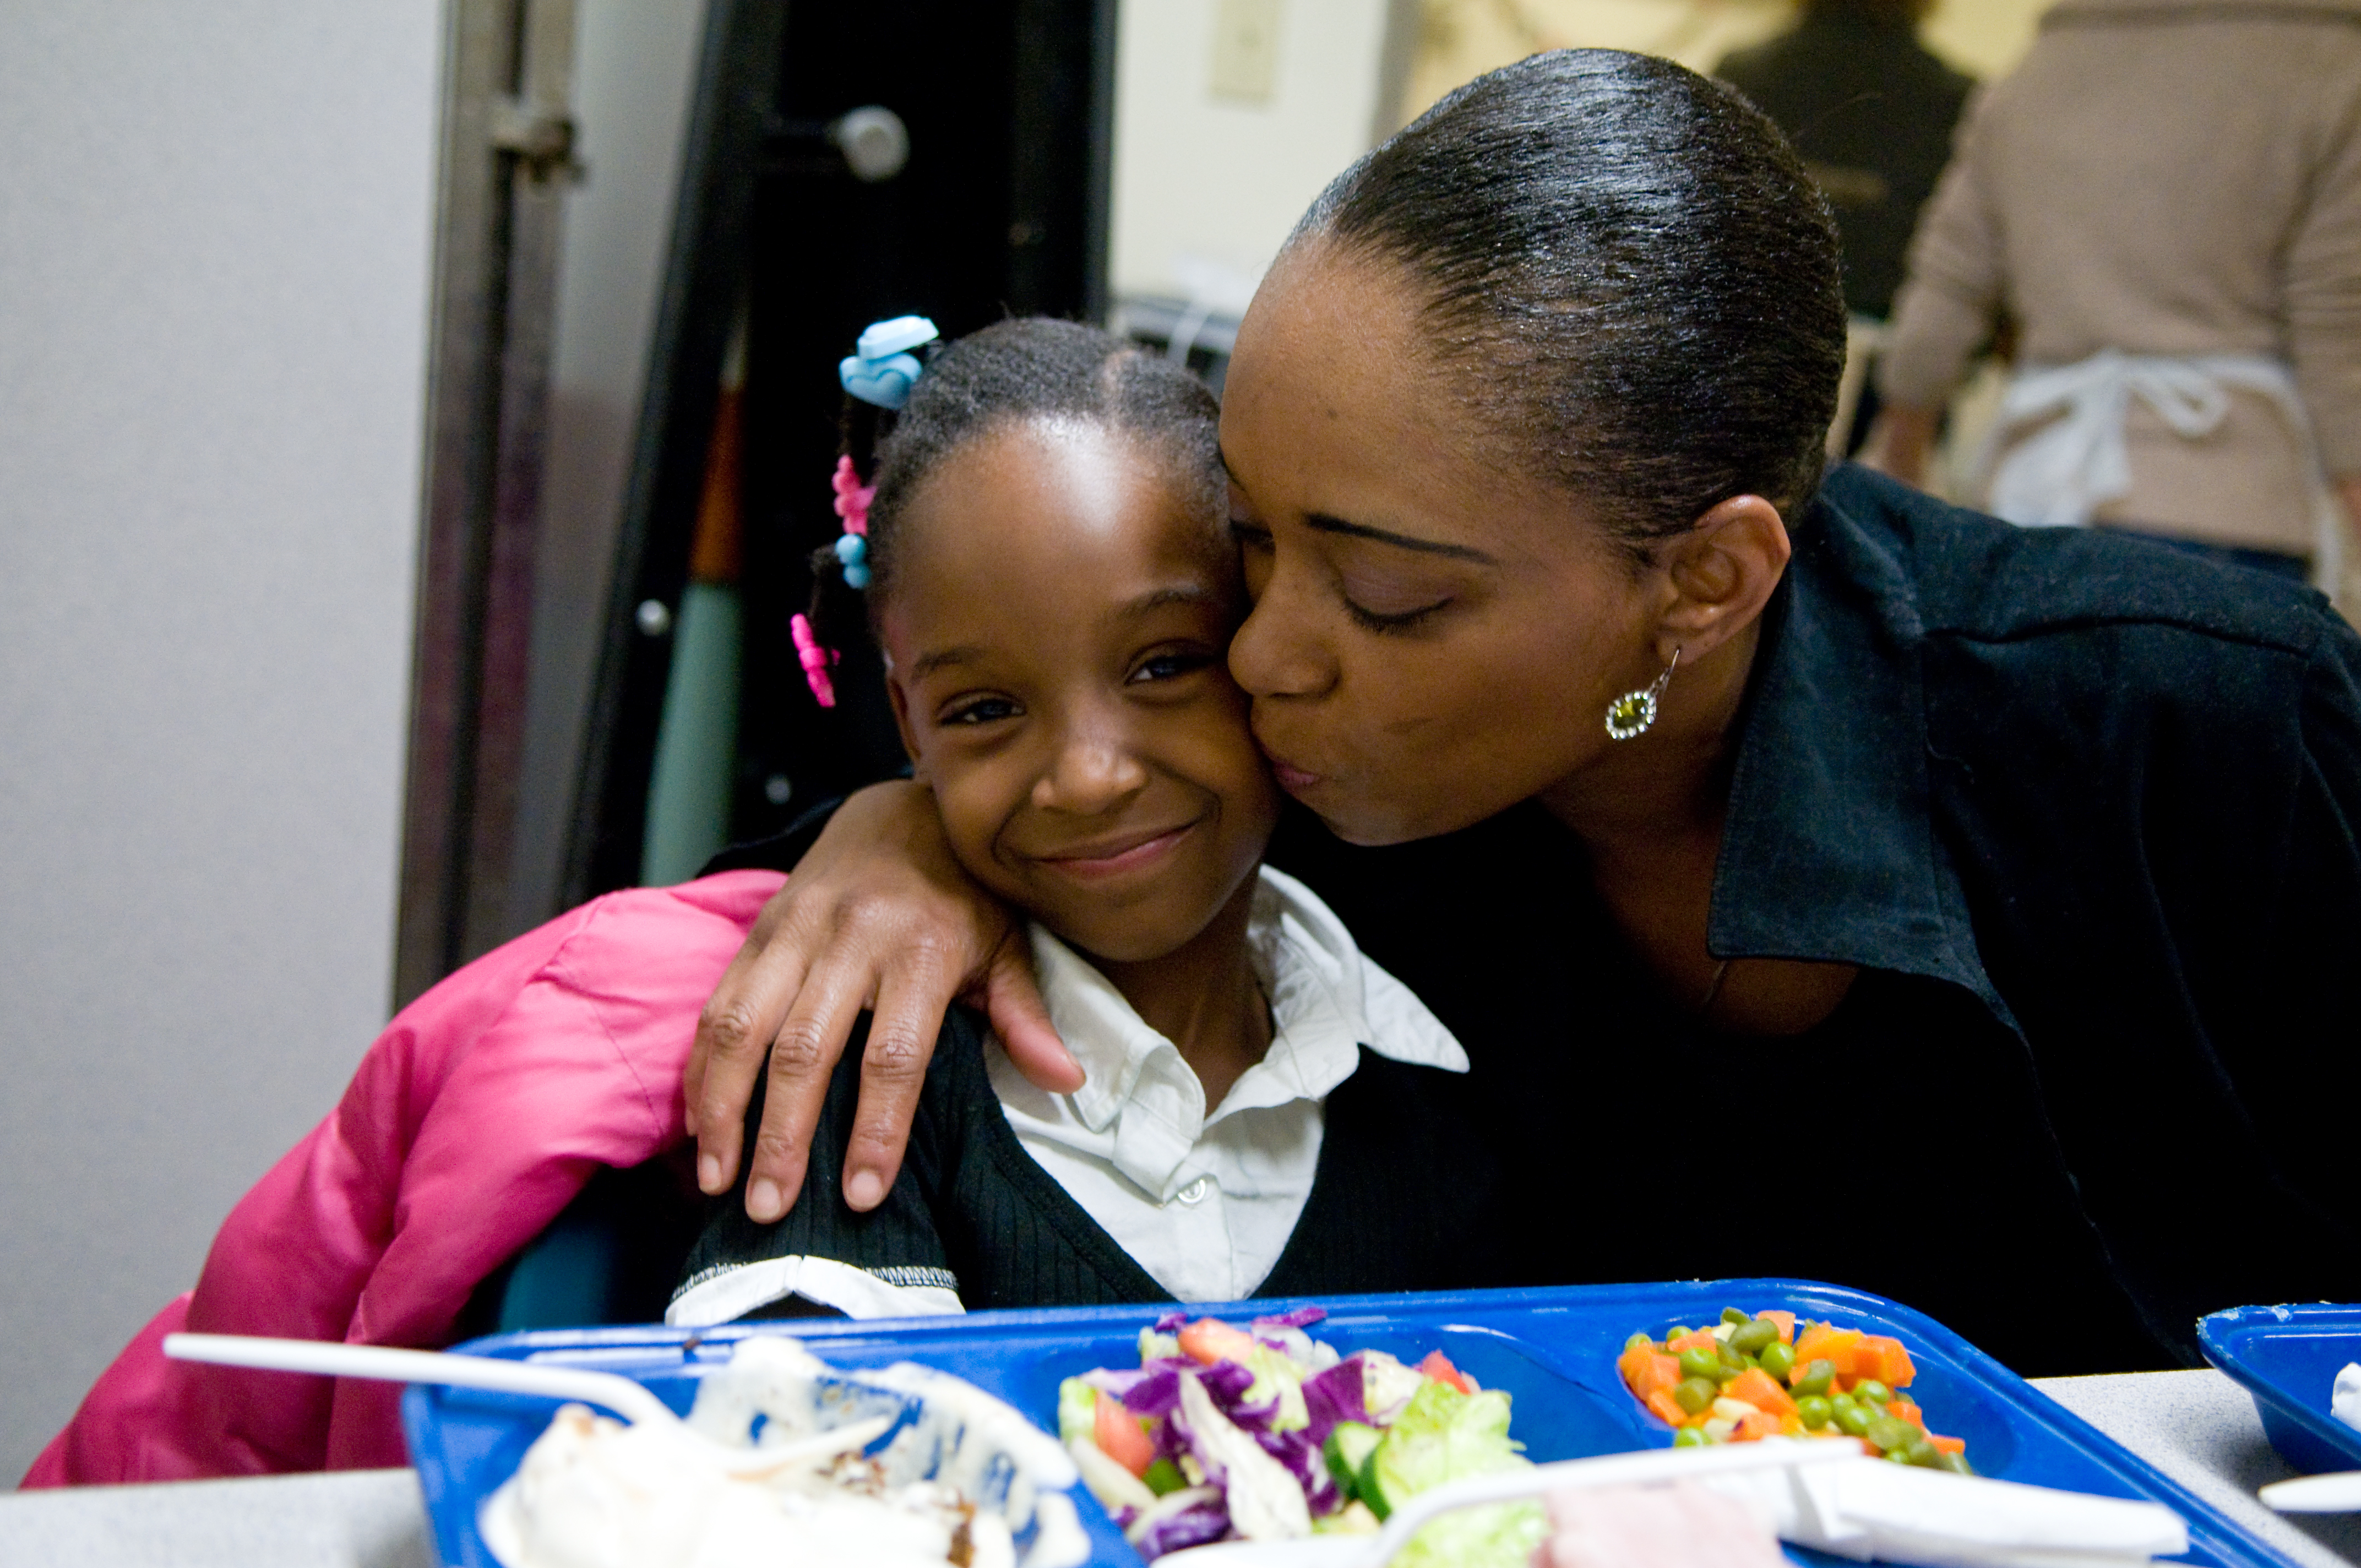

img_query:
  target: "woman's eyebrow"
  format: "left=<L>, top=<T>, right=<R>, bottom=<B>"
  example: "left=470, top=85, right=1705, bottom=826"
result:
left=1305, top=511, right=1498, bottom=564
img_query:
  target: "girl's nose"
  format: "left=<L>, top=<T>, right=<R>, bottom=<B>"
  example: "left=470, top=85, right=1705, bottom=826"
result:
left=1031, top=728, right=1150, bottom=815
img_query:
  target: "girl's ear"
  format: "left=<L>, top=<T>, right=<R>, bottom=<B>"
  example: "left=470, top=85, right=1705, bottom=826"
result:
left=1651, top=494, right=1791, bottom=665
left=885, top=669, right=927, bottom=777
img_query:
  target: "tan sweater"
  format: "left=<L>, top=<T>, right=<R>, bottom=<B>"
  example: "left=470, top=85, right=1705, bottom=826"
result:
left=1878, top=0, right=2361, bottom=554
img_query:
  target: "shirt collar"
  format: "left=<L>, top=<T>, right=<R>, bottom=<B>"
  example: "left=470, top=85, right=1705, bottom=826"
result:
left=1026, top=867, right=1465, bottom=1199
left=1708, top=466, right=2008, bottom=1017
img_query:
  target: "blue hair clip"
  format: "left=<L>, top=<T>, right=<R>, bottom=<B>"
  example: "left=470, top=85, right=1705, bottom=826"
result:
left=839, top=314, right=939, bottom=410
left=834, top=532, right=872, bottom=590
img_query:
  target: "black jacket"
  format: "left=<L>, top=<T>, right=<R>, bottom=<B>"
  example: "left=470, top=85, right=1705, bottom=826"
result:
left=1264, top=465, right=2361, bottom=1371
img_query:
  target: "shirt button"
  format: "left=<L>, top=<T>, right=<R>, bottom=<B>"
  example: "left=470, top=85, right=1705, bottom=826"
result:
left=1172, top=1176, right=1212, bottom=1206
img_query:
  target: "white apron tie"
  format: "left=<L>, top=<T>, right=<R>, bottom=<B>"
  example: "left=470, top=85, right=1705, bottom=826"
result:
left=1977, top=350, right=2342, bottom=592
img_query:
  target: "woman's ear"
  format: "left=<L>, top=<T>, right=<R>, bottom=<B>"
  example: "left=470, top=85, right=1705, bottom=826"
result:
left=1651, top=494, right=1791, bottom=665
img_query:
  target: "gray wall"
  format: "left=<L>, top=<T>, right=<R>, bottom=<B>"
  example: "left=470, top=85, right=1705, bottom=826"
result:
left=0, top=3, right=440, bottom=1482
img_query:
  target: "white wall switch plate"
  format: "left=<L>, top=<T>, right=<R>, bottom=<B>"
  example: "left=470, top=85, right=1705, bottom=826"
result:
left=1210, top=0, right=1282, bottom=105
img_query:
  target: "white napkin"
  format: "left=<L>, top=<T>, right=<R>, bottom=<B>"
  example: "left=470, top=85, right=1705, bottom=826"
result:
left=2330, top=1362, right=2361, bottom=1433
left=1701, top=1457, right=2188, bottom=1568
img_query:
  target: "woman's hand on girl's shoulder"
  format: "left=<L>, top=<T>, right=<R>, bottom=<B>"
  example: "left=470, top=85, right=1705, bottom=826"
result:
left=686, top=778, right=1080, bottom=1222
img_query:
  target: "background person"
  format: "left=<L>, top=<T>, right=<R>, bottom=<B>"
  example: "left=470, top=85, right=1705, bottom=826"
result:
left=686, top=51, right=2361, bottom=1377
left=1715, top=0, right=1974, bottom=454
left=1861, top=0, right=2361, bottom=602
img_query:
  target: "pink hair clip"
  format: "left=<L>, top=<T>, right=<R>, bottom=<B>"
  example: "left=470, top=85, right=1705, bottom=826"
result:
left=791, top=612, right=839, bottom=708
left=831, top=455, right=874, bottom=536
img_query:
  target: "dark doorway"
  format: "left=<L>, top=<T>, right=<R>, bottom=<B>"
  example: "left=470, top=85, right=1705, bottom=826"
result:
left=564, top=0, right=1115, bottom=906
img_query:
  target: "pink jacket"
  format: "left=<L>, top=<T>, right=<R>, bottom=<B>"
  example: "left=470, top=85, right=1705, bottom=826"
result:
left=20, top=870, right=785, bottom=1488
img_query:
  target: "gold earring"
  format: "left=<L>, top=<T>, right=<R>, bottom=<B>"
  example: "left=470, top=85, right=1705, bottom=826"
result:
left=1604, top=647, right=1680, bottom=741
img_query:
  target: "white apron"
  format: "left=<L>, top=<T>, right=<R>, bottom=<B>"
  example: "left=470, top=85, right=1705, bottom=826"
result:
left=1975, top=349, right=2343, bottom=592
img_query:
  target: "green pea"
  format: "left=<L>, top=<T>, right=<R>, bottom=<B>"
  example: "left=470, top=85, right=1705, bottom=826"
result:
left=1835, top=1404, right=1873, bottom=1438
left=1791, top=1359, right=1835, bottom=1397
left=1665, top=1326, right=1693, bottom=1344
left=1721, top=1306, right=1753, bottom=1326
left=1886, top=1446, right=1916, bottom=1463
left=1716, top=1340, right=1748, bottom=1371
left=1796, top=1395, right=1833, bottom=1431
left=1864, top=1417, right=1915, bottom=1452
left=1672, top=1426, right=1710, bottom=1448
left=1756, top=1342, right=1796, bottom=1382
left=1856, top=1380, right=1894, bottom=1408
left=1625, top=1332, right=1656, bottom=1354
left=1674, top=1378, right=1719, bottom=1415
left=1678, top=1347, right=1726, bottom=1383
left=1729, top=1320, right=1779, bottom=1356
left=1904, top=1440, right=1941, bottom=1468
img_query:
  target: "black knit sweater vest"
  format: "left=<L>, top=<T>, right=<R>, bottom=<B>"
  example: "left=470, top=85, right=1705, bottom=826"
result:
left=678, top=1006, right=1508, bottom=1313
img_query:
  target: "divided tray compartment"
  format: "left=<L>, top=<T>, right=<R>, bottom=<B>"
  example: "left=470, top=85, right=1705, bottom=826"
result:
left=2199, top=1302, right=2361, bottom=1474
left=402, top=1278, right=2281, bottom=1568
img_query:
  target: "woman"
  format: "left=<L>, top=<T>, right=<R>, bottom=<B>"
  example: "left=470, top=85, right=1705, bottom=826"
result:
left=686, top=51, right=2361, bottom=1375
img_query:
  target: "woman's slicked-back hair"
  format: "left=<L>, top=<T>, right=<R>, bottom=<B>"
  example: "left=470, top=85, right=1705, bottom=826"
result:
left=1296, top=50, right=1846, bottom=558
left=808, top=317, right=1223, bottom=641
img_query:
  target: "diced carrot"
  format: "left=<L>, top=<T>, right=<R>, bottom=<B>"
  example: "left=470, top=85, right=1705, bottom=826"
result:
left=1793, top=1324, right=1864, bottom=1375
left=1645, top=1389, right=1688, bottom=1428
left=1094, top=1389, right=1157, bottom=1477
left=1732, top=1409, right=1783, bottom=1442
left=1886, top=1398, right=1924, bottom=1429
left=1856, top=1336, right=1917, bottom=1389
left=1758, top=1310, right=1796, bottom=1345
left=1419, top=1350, right=1477, bottom=1395
left=1928, top=1434, right=1967, bottom=1455
left=1619, top=1346, right=1683, bottom=1401
left=1178, top=1317, right=1260, bottom=1368
left=1724, top=1368, right=1798, bottom=1419
left=1666, top=1327, right=1720, bottom=1355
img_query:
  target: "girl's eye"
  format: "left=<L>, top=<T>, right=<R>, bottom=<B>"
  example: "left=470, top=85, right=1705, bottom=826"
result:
left=940, top=695, right=1020, bottom=726
left=1129, top=650, right=1215, bottom=684
left=1343, top=595, right=1452, bottom=634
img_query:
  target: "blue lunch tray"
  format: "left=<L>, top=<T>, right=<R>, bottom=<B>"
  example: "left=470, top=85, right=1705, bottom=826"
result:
left=402, top=1279, right=2282, bottom=1568
left=2199, top=1302, right=2361, bottom=1474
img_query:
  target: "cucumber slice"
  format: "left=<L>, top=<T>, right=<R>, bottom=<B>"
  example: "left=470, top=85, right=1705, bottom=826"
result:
left=1323, top=1420, right=1383, bottom=1501
left=1362, top=1430, right=1451, bottom=1523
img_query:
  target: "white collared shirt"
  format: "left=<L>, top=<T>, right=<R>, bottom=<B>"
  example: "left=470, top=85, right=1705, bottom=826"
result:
left=987, top=865, right=1466, bottom=1303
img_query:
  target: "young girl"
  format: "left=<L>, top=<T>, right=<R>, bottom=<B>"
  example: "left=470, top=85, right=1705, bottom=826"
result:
left=666, top=317, right=1502, bottom=1326
left=26, top=314, right=1499, bottom=1491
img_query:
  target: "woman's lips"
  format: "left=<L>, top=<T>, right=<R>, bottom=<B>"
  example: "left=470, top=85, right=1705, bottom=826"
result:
left=1031, top=821, right=1196, bottom=878
left=1260, top=752, right=1321, bottom=792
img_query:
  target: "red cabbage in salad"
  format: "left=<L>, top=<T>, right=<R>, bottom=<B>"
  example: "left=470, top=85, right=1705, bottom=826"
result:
left=1058, top=1307, right=1542, bottom=1565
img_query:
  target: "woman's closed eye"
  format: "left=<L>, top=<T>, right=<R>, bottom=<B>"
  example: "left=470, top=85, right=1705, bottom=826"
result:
left=1340, top=573, right=1455, bottom=633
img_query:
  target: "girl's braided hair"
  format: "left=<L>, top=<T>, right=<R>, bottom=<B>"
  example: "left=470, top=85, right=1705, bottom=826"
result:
left=806, top=317, right=1225, bottom=651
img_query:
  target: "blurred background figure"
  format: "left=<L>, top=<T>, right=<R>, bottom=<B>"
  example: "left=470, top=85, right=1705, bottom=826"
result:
left=1715, top=0, right=1973, bottom=451
left=1861, top=0, right=2361, bottom=611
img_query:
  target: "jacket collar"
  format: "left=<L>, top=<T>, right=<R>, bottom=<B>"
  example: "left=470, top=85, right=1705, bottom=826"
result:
left=1706, top=466, right=2012, bottom=1021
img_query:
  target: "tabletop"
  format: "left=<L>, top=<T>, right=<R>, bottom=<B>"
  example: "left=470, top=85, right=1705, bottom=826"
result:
left=3, top=1369, right=2355, bottom=1567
